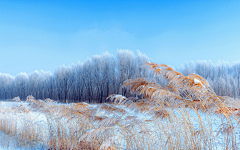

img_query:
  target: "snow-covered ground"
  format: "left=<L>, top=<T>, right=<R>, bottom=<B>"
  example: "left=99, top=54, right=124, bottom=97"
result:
left=0, top=100, right=240, bottom=149
left=0, top=101, right=46, bottom=149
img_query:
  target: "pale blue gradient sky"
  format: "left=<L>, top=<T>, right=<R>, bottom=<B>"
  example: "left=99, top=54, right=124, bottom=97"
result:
left=1, top=0, right=240, bottom=76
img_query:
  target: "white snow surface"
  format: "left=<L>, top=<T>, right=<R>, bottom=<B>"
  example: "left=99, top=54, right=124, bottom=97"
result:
left=194, top=78, right=201, bottom=84
left=0, top=100, right=240, bottom=149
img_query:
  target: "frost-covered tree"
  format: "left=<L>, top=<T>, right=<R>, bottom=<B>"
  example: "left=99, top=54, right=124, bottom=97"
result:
left=2, top=50, right=240, bottom=102
left=117, top=50, right=137, bottom=96
left=182, top=60, right=239, bottom=98
left=137, top=50, right=149, bottom=78
left=0, top=73, right=14, bottom=99
left=14, top=72, right=29, bottom=99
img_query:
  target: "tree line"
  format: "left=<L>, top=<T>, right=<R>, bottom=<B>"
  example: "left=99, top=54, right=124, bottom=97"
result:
left=0, top=50, right=150, bottom=103
left=1, top=51, right=240, bottom=103
left=180, top=60, right=240, bottom=99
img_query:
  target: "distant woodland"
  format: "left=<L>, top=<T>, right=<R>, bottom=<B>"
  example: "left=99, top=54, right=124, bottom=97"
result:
left=0, top=50, right=240, bottom=103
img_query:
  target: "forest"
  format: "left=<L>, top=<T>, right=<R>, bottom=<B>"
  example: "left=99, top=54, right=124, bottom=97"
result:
left=0, top=50, right=240, bottom=103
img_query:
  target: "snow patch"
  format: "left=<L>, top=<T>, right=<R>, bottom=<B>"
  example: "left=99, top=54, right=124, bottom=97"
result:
left=194, top=78, right=201, bottom=84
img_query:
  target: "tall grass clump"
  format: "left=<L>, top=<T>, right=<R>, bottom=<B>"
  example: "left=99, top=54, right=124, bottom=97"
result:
left=0, top=63, right=240, bottom=149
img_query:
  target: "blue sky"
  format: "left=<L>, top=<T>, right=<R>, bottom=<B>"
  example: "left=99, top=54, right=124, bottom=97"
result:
left=1, top=0, right=240, bottom=76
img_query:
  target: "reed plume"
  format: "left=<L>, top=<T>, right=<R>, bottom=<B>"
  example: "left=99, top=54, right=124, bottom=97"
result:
left=121, top=62, right=237, bottom=113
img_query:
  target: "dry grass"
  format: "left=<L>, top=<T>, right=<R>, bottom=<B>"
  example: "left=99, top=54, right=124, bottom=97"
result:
left=0, top=63, right=240, bottom=149
left=122, top=63, right=240, bottom=112
left=0, top=99, right=240, bottom=149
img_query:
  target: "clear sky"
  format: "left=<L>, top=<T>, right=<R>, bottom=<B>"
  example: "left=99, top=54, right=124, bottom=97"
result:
left=1, top=0, right=240, bottom=76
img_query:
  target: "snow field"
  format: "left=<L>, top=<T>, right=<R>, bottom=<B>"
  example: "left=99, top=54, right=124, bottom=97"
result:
left=0, top=100, right=240, bottom=149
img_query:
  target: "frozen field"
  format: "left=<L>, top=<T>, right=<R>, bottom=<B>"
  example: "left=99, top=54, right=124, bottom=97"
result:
left=0, top=100, right=240, bottom=150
